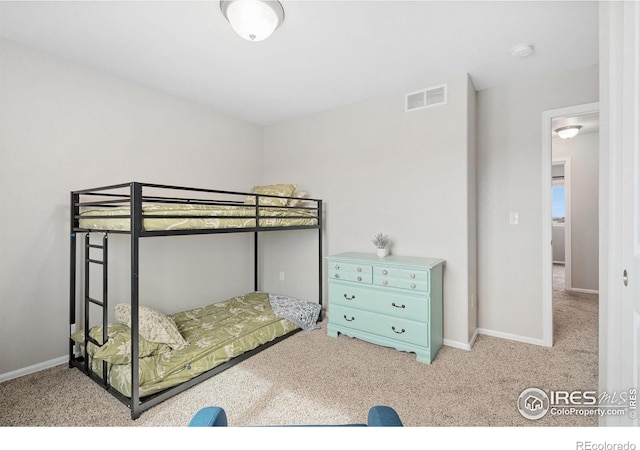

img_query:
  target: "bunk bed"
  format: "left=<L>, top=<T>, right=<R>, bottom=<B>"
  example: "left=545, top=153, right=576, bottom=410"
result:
left=69, top=182, right=323, bottom=419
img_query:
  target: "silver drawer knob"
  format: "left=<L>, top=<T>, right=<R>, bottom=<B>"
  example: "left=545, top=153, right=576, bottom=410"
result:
left=410, top=273, right=415, bottom=279
left=382, top=280, right=388, bottom=286
left=334, top=274, right=340, bottom=279
left=334, top=264, right=340, bottom=270
left=357, top=276, right=362, bottom=281
left=357, top=267, right=362, bottom=272
left=410, top=283, right=416, bottom=289
left=382, top=269, right=388, bottom=275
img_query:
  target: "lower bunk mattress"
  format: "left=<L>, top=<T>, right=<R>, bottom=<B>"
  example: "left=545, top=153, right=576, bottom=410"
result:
left=71, top=291, right=320, bottom=398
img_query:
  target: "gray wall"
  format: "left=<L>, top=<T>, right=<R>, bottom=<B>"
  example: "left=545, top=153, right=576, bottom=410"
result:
left=261, top=73, right=477, bottom=347
left=553, top=132, right=599, bottom=291
left=476, top=64, right=599, bottom=341
left=0, top=39, right=263, bottom=375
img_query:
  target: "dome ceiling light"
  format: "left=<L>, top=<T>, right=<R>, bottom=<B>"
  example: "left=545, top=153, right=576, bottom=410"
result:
left=555, top=125, right=583, bottom=139
left=220, top=0, right=285, bottom=42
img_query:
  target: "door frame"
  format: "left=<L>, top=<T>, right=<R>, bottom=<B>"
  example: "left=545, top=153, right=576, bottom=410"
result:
left=541, top=101, right=599, bottom=347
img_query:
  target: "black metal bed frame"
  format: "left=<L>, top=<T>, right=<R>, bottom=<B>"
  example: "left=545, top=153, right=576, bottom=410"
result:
left=68, top=182, right=323, bottom=419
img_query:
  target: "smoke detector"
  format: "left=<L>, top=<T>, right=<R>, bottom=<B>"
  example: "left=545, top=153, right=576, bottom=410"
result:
left=510, top=43, right=534, bottom=58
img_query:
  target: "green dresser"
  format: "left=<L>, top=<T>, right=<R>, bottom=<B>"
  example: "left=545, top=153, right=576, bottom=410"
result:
left=327, top=252, right=445, bottom=364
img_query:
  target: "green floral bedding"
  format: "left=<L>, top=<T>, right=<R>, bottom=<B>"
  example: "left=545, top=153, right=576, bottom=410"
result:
left=78, top=203, right=318, bottom=231
left=71, top=292, right=299, bottom=398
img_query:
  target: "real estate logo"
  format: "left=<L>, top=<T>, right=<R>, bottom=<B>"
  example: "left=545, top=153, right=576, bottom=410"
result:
left=517, top=387, right=637, bottom=420
left=517, top=387, right=550, bottom=420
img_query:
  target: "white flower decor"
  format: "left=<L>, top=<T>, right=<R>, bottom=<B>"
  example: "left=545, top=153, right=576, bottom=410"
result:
left=371, top=233, right=390, bottom=249
left=372, top=233, right=391, bottom=258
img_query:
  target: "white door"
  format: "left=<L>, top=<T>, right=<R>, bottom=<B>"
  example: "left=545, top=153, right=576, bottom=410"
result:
left=623, top=0, right=640, bottom=427
left=600, top=0, right=640, bottom=427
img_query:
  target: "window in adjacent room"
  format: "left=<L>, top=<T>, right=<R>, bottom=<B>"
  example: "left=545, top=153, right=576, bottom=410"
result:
left=552, top=182, right=565, bottom=222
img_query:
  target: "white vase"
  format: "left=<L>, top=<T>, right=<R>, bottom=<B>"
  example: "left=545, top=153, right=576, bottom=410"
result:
left=377, top=247, right=389, bottom=258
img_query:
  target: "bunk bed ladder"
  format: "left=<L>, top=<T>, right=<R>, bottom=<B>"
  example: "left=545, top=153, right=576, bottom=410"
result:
left=83, top=232, right=110, bottom=388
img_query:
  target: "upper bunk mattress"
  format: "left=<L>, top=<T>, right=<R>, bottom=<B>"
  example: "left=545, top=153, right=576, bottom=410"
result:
left=78, top=203, right=318, bottom=231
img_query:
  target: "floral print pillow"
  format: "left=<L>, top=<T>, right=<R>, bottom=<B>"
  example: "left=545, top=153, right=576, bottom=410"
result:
left=114, top=304, right=188, bottom=350
left=71, top=323, right=170, bottom=365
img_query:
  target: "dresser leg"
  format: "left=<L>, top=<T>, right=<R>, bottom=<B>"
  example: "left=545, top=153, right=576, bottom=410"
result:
left=415, top=351, right=433, bottom=364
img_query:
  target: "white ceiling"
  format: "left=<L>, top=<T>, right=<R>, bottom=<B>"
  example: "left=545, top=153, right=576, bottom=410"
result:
left=0, top=1, right=599, bottom=126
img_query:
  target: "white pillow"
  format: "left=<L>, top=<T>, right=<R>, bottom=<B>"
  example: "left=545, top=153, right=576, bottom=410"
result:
left=114, top=304, right=187, bottom=350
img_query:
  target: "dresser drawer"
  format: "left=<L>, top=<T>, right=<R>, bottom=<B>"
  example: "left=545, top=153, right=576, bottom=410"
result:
left=330, top=304, right=429, bottom=347
left=329, top=280, right=428, bottom=321
left=328, top=261, right=372, bottom=284
left=373, top=266, right=429, bottom=292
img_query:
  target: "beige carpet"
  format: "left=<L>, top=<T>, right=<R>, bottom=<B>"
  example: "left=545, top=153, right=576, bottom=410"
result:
left=0, top=265, right=598, bottom=427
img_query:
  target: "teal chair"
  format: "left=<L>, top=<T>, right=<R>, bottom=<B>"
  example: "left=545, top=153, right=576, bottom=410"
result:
left=188, top=405, right=403, bottom=427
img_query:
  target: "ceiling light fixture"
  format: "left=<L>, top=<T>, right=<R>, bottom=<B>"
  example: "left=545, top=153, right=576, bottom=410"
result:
left=555, top=125, right=582, bottom=139
left=220, top=0, right=284, bottom=42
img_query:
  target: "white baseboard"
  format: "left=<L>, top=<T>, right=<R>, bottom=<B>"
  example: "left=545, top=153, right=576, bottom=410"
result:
left=477, top=328, right=548, bottom=347
left=443, top=339, right=471, bottom=350
left=0, top=355, right=67, bottom=383
left=444, top=327, right=547, bottom=351
left=567, top=287, right=599, bottom=295
left=443, top=328, right=479, bottom=351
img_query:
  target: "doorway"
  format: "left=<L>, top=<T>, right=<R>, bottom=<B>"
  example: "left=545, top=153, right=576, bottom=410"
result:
left=541, top=102, right=599, bottom=347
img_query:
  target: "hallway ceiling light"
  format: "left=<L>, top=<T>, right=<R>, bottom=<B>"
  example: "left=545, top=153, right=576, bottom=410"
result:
left=220, top=0, right=284, bottom=42
left=555, top=125, right=582, bottom=139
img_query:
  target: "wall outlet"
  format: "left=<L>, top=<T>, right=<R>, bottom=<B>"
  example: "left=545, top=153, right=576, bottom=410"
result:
left=279, top=271, right=285, bottom=281
left=509, top=212, right=519, bottom=225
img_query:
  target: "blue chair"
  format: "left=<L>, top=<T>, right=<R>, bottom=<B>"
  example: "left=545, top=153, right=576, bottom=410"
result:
left=188, top=405, right=403, bottom=427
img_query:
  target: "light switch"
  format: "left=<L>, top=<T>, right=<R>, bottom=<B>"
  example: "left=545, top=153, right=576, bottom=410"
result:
left=509, top=212, right=519, bottom=225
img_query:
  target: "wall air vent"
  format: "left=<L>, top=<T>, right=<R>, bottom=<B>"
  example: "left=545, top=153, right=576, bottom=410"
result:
left=405, top=83, right=447, bottom=112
